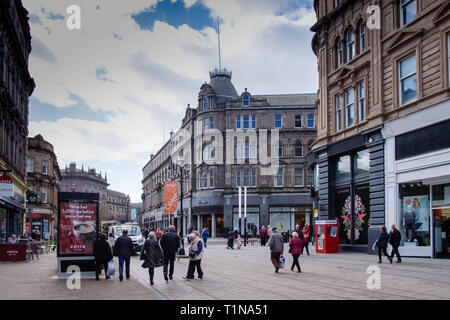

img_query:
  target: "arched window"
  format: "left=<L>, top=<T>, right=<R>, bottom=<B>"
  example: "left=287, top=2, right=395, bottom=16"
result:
left=203, top=96, right=208, bottom=110
left=295, top=141, right=303, bottom=157
left=346, top=29, right=355, bottom=61
left=358, top=22, right=366, bottom=53
left=242, top=93, right=250, bottom=106
left=336, top=38, right=343, bottom=68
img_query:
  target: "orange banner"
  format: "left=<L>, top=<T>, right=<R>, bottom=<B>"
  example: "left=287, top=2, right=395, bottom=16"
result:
left=164, top=181, right=178, bottom=215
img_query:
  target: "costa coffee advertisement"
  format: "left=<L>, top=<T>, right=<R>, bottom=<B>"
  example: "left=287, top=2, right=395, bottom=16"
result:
left=59, top=202, right=97, bottom=255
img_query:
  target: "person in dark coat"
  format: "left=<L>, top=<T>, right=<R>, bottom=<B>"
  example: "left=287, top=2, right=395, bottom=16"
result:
left=260, top=226, right=267, bottom=246
left=227, top=230, right=235, bottom=249
left=289, top=231, right=303, bottom=273
left=388, top=224, right=402, bottom=263
left=113, top=229, right=134, bottom=281
left=377, top=226, right=392, bottom=263
left=140, top=231, right=164, bottom=285
left=143, top=228, right=150, bottom=240
left=94, top=233, right=113, bottom=280
left=160, top=225, right=181, bottom=282
left=233, top=228, right=239, bottom=240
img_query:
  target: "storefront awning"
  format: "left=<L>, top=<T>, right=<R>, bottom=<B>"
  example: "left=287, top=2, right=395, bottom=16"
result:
left=0, top=196, right=25, bottom=212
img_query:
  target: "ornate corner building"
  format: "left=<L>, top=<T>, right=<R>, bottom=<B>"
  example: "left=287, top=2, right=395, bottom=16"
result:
left=308, top=0, right=450, bottom=257
left=0, top=0, right=35, bottom=243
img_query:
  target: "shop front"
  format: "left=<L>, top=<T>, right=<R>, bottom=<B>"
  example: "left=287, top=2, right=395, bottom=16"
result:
left=383, top=100, right=450, bottom=258
left=232, top=206, right=259, bottom=237
left=269, top=206, right=312, bottom=233
left=0, top=174, right=26, bottom=243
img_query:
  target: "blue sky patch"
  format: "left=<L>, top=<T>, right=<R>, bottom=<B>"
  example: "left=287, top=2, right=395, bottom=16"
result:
left=132, top=0, right=215, bottom=32
left=275, top=0, right=313, bottom=19
left=29, top=94, right=114, bottom=123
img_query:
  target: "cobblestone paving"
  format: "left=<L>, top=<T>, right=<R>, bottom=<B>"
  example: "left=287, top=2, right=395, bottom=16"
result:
left=131, top=240, right=450, bottom=300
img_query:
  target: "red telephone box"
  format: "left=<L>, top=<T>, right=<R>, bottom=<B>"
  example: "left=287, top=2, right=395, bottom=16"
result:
left=315, top=220, right=339, bottom=254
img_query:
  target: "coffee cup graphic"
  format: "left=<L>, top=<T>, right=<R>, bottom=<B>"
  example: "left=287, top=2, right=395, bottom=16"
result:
left=73, top=221, right=95, bottom=240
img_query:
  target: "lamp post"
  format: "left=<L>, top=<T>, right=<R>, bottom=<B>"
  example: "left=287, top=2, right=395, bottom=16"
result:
left=238, top=186, right=242, bottom=237
left=175, top=159, right=190, bottom=238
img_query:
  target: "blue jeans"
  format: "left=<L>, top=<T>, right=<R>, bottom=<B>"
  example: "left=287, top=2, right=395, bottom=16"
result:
left=118, top=256, right=130, bottom=280
left=203, top=238, right=208, bottom=247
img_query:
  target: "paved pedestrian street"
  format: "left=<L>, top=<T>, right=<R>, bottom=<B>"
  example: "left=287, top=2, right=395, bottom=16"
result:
left=1, top=240, right=450, bottom=300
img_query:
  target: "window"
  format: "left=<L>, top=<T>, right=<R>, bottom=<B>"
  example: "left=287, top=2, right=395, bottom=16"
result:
left=273, top=141, right=283, bottom=158
left=345, top=88, right=355, bottom=127
left=250, top=142, right=257, bottom=158
left=307, top=114, right=315, bottom=128
left=294, top=168, right=304, bottom=186
left=295, top=115, right=302, bottom=128
left=334, top=0, right=339, bottom=8
left=26, top=157, right=34, bottom=173
left=42, top=160, right=49, bottom=175
left=335, top=155, right=351, bottom=182
left=398, top=54, right=417, bottom=105
left=199, top=171, right=208, bottom=189
left=400, top=0, right=416, bottom=27
left=354, top=149, right=370, bottom=176
left=202, top=119, right=207, bottom=133
left=274, top=115, right=282, bottom=129
left=274, top=169, right=283, bottom=187
left=209, top=117, right=214, bottom=130
left=242, top=93, right=250, bottom=106
left=209, top=97, right=214, bottom=109
left=358, top=82, right=365, bottom=122
left=203, top=96, right=208, bottom=110
left=236, top=116, right=241, bottom=129
left=243, top=115, right=250, bottom=129
left=295, top=141, right=303, bottom=157
left=245, top=140, right=250, bottom=159
left=251, top=115, right=256, bottom=129
left=306, top=170, right=313, bottom=186
left=209, top=170, right=214, bottom=188
left=41, top=187, right=47, bottom=203
left=236, top=169, right=257, bottom=187
left=336, top=94, right=342, bottom=131
left=359, top=23, right=366, bottom=53
left=336, top=39, right=343, bottom=68
left=346, top=29, right=355, bottom=61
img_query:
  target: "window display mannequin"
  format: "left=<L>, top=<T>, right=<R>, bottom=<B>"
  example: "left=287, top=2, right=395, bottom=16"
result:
left=404, top=204, right=416, bottom=242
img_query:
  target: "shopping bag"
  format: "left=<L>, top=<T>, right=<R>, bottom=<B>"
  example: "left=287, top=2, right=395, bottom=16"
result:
left=279, top=255, right=285, bottom=269
left=371, top=240, right=378, bottom=251
left=107, top=261, right=116, bottom=277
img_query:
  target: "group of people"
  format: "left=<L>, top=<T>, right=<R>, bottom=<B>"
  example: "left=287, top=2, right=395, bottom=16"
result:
left=93, top=225, right=206, bottom=285
left=376, top=224, right=402, bottom=264
left=267, top=224, right=312, bottom=273
left=227, top=228, right=244, bottom=249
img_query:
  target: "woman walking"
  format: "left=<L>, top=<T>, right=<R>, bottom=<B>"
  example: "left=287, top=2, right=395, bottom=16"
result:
left=93, top=233, right=113, bottom=280
left=302, top=224, right=311, bottom=255
left=184, top=233, right=204, bottom=280
left=140, top=231, right=164, bottom=285
left=288, top=231, right=303, bottom=273
left=377, top=226, right=392, bottom=264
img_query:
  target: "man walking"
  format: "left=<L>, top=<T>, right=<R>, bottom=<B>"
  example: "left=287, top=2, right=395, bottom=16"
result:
left=113, top=229, right=134, bottom=281
left=202, top=227, right=209, bottom=248
left=389, top=224, right=402, bottom=263
left=160, top=225, right=181, bottom=282
left=268, top=227, right=284, bottom=273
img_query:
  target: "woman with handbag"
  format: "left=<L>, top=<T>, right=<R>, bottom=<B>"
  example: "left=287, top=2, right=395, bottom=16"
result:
left=183, top=233, right=204, bottom=280
left=93, top=233, right=113, bottom=280
left=140, top=231, right=164, bottom=285
left=288, top=231, right=303, bottom=273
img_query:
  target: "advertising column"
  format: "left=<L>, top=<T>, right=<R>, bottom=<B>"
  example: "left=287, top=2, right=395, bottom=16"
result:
left=57, top=192, right=99, bottom=279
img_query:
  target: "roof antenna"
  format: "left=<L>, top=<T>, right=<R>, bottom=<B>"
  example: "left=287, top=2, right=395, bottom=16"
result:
left=217, top=16, right=222, bottom=71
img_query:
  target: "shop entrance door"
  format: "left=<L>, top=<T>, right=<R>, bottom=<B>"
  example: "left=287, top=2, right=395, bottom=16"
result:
left=432, top=183, right=450, bottom=258
left=294, top=214, right=305, bottom=228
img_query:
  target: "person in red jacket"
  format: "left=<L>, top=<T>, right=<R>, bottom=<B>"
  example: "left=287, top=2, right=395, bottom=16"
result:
left=289, top=231, right=303, bottom=273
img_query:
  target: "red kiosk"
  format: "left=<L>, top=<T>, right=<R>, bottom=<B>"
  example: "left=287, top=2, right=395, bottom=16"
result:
left=315, top=220, right=339, bottom=254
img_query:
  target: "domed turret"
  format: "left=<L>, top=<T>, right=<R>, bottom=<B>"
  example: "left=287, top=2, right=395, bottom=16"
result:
left=208, top=68, right=238, bottom=102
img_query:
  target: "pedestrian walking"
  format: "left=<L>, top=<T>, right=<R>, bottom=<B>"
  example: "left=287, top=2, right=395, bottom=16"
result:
left=233, top=228, right=239, bottom=240
left=376, top=226, right=392, bottom=263
left=252, top=224, right=257, bottom=238
left=143, top=228, right=149, bottom=240
left=388, top=224, right=402, bottom=263
left=289, top=231, right=303, bottom=273
left=160, top=225, right=181, bottom=282
left=202, top=227, right=209, bottom=248
left=302, top=224, right=311, bottom=255
left=156, top=229, right=162, bottom=241
left=268, top=227, right=284, bottom=273
left=140, top=231, right=164, bottom=285
left=113, top=229, right=134, bottom=281
left=236, top=235, right=242, bottom=249
left=259, top=226, right=266, bottom=246
left=94, top=233, right=113, bottom=280
left=183, top=233, right=204, bottom=280
left=227, top=229, right=235, bottom=249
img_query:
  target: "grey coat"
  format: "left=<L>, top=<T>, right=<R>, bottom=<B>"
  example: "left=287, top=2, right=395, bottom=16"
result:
left=269, top=232, right=284, bottom=253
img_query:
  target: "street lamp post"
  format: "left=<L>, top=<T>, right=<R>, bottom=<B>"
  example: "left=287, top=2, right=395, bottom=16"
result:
left=238, top=186, right=242, bottom=237
left=175, top=159, right=190, bottom=238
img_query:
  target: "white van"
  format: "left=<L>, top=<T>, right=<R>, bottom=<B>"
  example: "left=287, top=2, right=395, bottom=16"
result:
left=108, top=224, right=144, bottom=254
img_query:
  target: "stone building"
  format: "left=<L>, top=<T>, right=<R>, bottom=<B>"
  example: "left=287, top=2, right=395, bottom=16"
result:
left=142, top=68, right=317, bottom=237
left=308, top=0, right=450, bottom=257
left=60, top=163, right=109, bottom=221
left=25, top=134, right=61, bottom=239
left=107, top=189, right=130, bottom=223
left=0, top=0, right=35, bottom=243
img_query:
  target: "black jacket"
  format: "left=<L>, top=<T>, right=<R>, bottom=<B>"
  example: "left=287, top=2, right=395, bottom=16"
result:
left=389, top=229, right=402, bottom=247
left=94, top=239, right=113, bottom=261
left=141, top=239, right=164, bottom=268
left=377, top=231, right=389, bottom=248
left=113, top=235, right=134, bottom=256
left=160, top=231, right=181, bottom=259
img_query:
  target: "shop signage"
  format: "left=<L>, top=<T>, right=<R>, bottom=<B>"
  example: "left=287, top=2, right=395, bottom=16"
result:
left=164, top=181, right=178, bottom=215
left=0, top=175, right=14, bottom=197
left=199, top=199, right=209, bottom=205
left=0, top=244, right=27, bottom=262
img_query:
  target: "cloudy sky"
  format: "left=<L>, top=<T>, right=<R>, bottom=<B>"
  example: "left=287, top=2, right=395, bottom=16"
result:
left=23, top=0, right=318, bottom=202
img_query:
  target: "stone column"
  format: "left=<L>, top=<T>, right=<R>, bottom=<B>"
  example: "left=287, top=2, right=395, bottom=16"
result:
left=197, top=214, right=201, bottom=231
left=212, top=213, right=216, bottom=238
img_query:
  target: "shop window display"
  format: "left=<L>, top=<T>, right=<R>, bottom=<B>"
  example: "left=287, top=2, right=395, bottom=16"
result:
left=399, top=182, right=430, bottom=246
left=432, top=183, right=450, bottom=257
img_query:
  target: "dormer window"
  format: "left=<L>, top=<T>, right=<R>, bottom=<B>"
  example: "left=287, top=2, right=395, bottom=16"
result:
left=203, top=96, right=209, bottom=110
left=242, top=93, right=250, bottom=107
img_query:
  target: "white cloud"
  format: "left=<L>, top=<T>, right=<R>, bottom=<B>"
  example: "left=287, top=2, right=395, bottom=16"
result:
left=23, top=0, right=318, bottom=201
